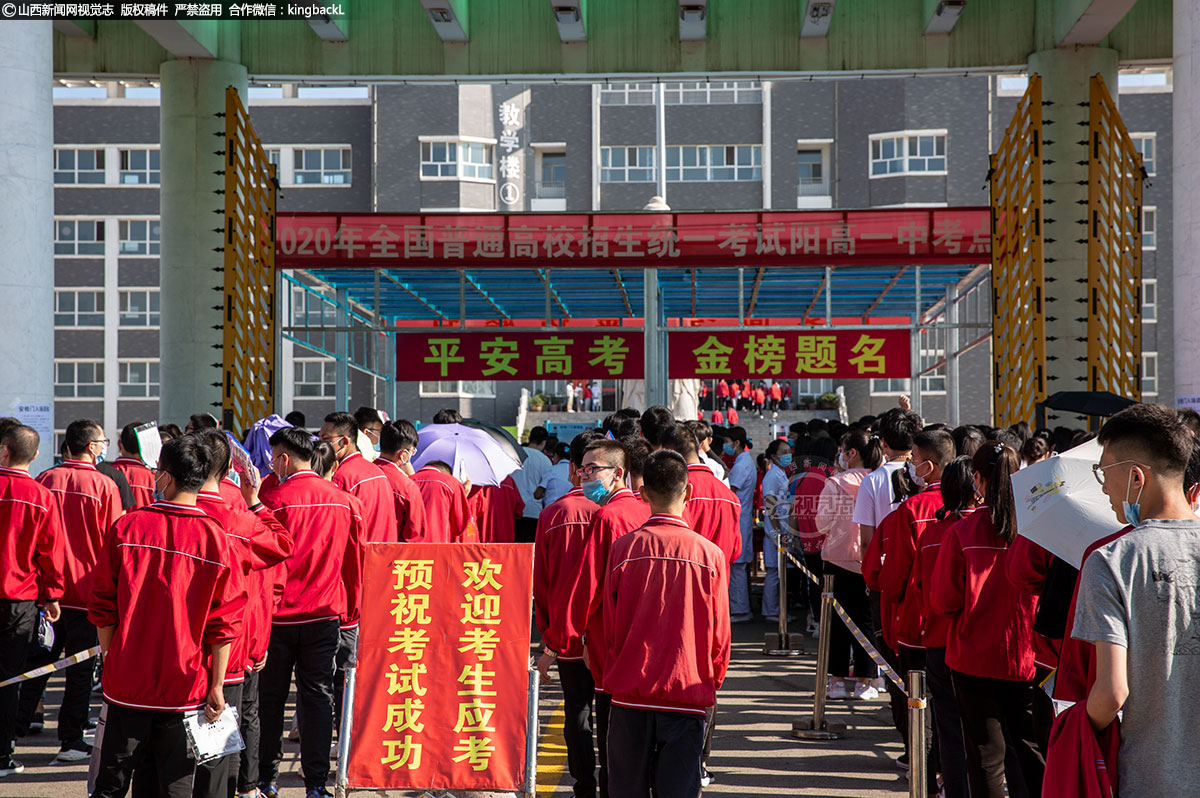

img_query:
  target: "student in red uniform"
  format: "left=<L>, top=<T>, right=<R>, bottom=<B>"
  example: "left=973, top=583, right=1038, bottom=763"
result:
left=0, top=425, right=64, bottom=777
left=112, top=422, right=155, bottom=509
left=603, top=450, right=730, bottom=798
left=467, top=474, right=525, bottom=543
left=768, top=382, right=782, bottom=413
left=753, top=385, right=766, bottom=418
left=89, top=436, right=245, bottom=798
left=716, top=379, right=730, bottom=411
left=26, top=418, right=121, bottom=762
left=375, top=420, right=428, bottom=542
left=534, top=430, right=604, bottom=798
left=930, top=442, right=1043, bottom=798
left=257, top=428, right=363, bottom=798
left=411, top=461, right=473, bottom=542
left=660, top=425, right=742, bottom=566
left=575, top=439, right=651, bottom=798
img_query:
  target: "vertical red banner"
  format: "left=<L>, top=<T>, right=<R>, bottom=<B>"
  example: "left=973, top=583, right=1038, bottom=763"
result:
left=348, top=543, right=535, bottom=791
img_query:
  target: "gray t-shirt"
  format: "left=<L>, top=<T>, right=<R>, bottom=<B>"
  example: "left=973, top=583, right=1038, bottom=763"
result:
left=1072, top=518, right=1200, bottom=797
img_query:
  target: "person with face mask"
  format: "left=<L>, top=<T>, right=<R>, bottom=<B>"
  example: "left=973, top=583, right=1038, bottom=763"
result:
left=374, top=420, right=428, bottom=542
left=22, top=419, right=122, bottom=764
left=725, top=428, right=756, bottom=624
left=760, top=438, right=793, bottom=623
left=318, top=412, right=397, bottom=544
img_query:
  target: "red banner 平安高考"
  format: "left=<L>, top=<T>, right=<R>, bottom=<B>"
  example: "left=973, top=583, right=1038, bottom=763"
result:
left=668, top=329, right=911, bottom=379
left=398, top=330, right=644, bottom=381
left=347, top=543, right=534, bottom=791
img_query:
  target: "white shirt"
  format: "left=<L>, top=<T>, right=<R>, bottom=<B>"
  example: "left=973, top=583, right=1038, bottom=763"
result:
left=728, top=450, right=757, bottom=564
left=538, top=461, right=573, bottom=508
left=851, top=460, right=906, bottom=532
left=703, top=453, right=730, bottom=486
left=512, top=446, right=552, bottom=519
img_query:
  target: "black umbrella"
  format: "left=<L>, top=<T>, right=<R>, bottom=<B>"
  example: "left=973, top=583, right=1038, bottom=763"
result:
left=1037, top=391, right=1138, bottom=427
left=460, top=417, right=527, bottom=464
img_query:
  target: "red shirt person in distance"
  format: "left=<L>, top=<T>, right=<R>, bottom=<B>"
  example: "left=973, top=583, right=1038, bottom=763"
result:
left=111, top=422, right=156, bottom=510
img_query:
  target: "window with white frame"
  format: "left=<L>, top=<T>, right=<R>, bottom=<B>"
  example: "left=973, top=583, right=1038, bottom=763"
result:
left=55, top=360, right=104, bottom=398
left=119, top=148, right=160, bottom=184
left=118, top=219, right=161, bottom=255
left=294, top=147, right=352, bottom=185
left=795, top=379, right=834, bottom=396
left=1142, top=278, right=1157, bottom=323
left=663, top=81, right=762, bottom=104
left=870, top=131, right=947, bottom=177
left=419, top=141, right=494, bottom=181
left=871, top=351, right=947, bottom=395
left=1130, top=134, right=1156, bottom=176
left=118, top=360, right=160, bottom=398
left=1143, top=206, right=1156, bottom=250
left=419, top=380, right=497, bottom=397
left=1142, top=352, right=1158, bottom=396
left=54, top=289, right=105, bottom=327
left=119, top=289, right=160, bottom=327
left=537, top=151, right=566, bottom=198
left=797, top=146, right=830, bottom=196
left=294, top=358, right=336, bottom=397
left=600, top=146, right=655, bottom=183
left=53, top=148, right=105, bottom=185
left=54, top=219, right=105, bottom=256
left=666, top=145, right=762, bottom=182
left=599, top=83, right=655, bottom=105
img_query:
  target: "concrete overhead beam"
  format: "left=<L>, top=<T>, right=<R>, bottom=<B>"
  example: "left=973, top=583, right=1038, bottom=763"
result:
left=307, top=13, right=349, bottom=42
left=135, top=20, right=219, bottom=58
left=924, top=0, right=967, bottom=36
left=420, top=0, right=469, bottom=42
left=53, top=19, right=95, bottom=38
left=1057, top=0, right=1139, bottom=46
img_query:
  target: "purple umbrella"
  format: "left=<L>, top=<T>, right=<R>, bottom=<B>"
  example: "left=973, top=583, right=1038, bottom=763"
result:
left=413, top=423, right=521, bottom=488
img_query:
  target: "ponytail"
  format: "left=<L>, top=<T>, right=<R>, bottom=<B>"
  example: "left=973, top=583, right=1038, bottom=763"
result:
left=971, top=441, right=1020, bottom=543
left=891, top=462, right=920, bottom=503
left=842, top=429, right=883, bottom=471
left=935, top=456, right=975, bottom=521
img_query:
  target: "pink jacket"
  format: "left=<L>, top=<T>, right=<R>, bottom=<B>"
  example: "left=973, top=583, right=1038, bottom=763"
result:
left=816, top=469, right=867, bottom=573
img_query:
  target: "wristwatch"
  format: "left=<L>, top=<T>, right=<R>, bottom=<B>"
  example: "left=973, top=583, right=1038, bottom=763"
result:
left=543, top=647, right=559, bottom=659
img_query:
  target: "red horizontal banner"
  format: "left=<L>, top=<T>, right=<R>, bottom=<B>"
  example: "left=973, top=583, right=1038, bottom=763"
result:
left=398, top=330, right=645, bottom=381
left=348, top=543, right=534, bottom=791
left=668, top=329, right=911, bottom=379
left=277, top=209, right=991, bottom=269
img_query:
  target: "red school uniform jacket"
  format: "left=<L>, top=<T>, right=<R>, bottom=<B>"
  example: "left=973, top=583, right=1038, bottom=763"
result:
left=863, top=507, right=905, bottom=651
left=411, top=466, right=473, bottom=543
left=603, top=514, right=730, bottom=716
left=879, top=483, right=944, bottom=650
left=929, top=509, right=1038, bottom=681
left=259, top=470, right=363, bottom=627
left=376, top=458, right=429, bottom=542
left=219, top=478, right=289, bottom=666
left=913, top=508, right=977, bottom=649
left=0, top=466, right=65, bottom=602
left=1005, top=534, right=1061, bottom=670
left=579, top=488, right=652, bottom=689
left=111, top=457, right=156, bottom=510
left=198, top=488, right=293, bottom=681
left=533, top=487, right=598, bottom=660
left=88, top=501, right=245, bottom=711
left=332, top=451, right=398, bottom=543
left=36, top=460, right=123, bottom=611
left=1043, top=701, right=1120, bottom=798
left=467, top=476, right=525, bottom=544
left=683, top=463, right=742, bottom=567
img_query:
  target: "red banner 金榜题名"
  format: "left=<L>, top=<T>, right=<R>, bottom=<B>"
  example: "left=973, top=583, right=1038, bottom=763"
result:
left=667, top=329, right=911, bottom=380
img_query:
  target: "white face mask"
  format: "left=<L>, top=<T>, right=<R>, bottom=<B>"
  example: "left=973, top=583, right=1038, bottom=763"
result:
left=836, top=451, right=848, bottom=470
left=906, top=460, right=927, bottom=488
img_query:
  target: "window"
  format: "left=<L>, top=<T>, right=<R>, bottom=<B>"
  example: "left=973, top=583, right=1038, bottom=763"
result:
left=1142, top=352, right=1158, bottom=396
left=1118, top=69, right=1171, bottom=94
left=797, top=149, right=824, bottom=189
left=1143, top=206, right=1156, bottom=250
left=795, top=379, right=834, bottom=396
left=419, top=141, right=494, bottom=181
left=419, top=380, right=497, bottom=397
left=599, top=82, right=655, bottom=105
left=118, top=219, right=161, bottom=255
left=118, top=360, right=160, bottom=398
left=870, top=131, right=947, bottom=177
left=55, top=290, right=105, bottom=327
left=294, top=147, right=352, bottom=185
left=119, top=148, right=160, bottom=184
left=871, top=351, right=946, bottom=395
left=663, top=81, right=762, bottom=104
left=54, top=219, right=105, bottom=256
left=53, top=148, right=105, bottom=184
left=55, top=360, right=104, bottom=398
left=666, top=145, right=762, bottom=182
left=537, top=152, right=566, bottom=198
left=295, top=358, right=336, bottom=397
left=996, top=74, right=1031, bottom=97
left=600, top=146, right=655, bottom=183
left=119, top=289, right=160, bottom=327
left=1142, top=279, right=1157, bottom=323
left=1131, top=134, right=1156, bottom=176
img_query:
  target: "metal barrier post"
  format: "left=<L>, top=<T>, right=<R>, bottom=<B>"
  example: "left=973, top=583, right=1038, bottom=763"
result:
left=334, top=664, right=357, bottom=798
left=524, top=666, right=540, bottom=798
left=792, top=574, right=845, bottom=740
left=764, top=534, right=803, bottom=656
left=907, top=670, right=928, bottom=798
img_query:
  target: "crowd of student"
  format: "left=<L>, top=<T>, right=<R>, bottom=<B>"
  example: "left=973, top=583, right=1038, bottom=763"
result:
left=1, top=398, right=1197, bottom=798
left=702, top=379, right=792, bottom=423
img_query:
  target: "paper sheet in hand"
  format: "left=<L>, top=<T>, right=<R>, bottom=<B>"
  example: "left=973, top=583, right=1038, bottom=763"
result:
left=183, top=705, right=244, bottom=764
left=225, top=432, right=258, bottom=488
left=134, top=421, right=162, bottom=469
left=1011, top=439, right=1123, bottom=568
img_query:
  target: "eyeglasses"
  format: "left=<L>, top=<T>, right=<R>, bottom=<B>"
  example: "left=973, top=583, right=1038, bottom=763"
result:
left=578, top=464, right=616, bottom=479
left=91, top=438, right=109, bottom=446
left=1092, top=460, right=1151, bottom=486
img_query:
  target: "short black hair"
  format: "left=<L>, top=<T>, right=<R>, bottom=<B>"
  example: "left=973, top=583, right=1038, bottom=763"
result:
left=912, top=429, right=955, bottom=466
left=641, top=449, right=689, bottom=502
left=189, top=413, right=219, bottom=431
left=554, top=442, right=571, bottom=461
left=936, top=456, right=976, bottom=520
left=284, top=411, right=306, bottom=427
left=354, top=406, right=383, bottom=431
left=659, top=424, right=699, bottom=460
left=952, top=425, right=986, bottom=458
left=379, top=419, right=419, bottom=455
left=0, top=418, right=20, bottom=442
left=65, top=419, right=103, bottom=457
left=1178, top=408, right=1200, bottom=437
left=159, top=423, right=183, bottom=441
left=877, top=408, right=923, bottom=452
left=570, top=430, right=606, bottom=468
left=270, top=427, right=315, bottom=461
left=323, top=411, right=357, bottom=440
left=584, top=439, right=628, bottom=472
left=621, top=436, right=651, bottom=478
left=432, top=408, right=462, bottom=424
left=1098, top=403, right=1194, bottom=479
left=158, top=436, right=212, bottom=493
left=527, top=426, right=549, bottom=446
left=193, top=428, right=231, bottom=480
left=312, top=441, right=338, bottom=478
left=2, top=425, right=39, bottom=464
left=639, top=405, right=675, bottom=447
left=686, top=419, right=712, bottom=443
left=726, top=426, right=749, bottom=450
left=120, top=423, right=142, bottom=456
left=425, top=460, right=453, bottom=474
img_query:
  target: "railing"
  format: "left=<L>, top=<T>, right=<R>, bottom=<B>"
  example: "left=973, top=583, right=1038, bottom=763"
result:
left=535, top=179, right=566, bottom=199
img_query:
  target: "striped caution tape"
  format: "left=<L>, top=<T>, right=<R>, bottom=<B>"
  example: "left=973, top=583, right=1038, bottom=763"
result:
left=0, top=646, right=101, bottom=688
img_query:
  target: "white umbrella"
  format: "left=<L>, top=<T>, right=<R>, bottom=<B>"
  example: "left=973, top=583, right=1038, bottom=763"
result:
left=1010, top=439, right=1124, bottom=568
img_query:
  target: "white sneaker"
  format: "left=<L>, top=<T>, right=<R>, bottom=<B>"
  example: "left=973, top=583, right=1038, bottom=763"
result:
left=730, top=612, right=754, bottom=624
left=805, top=619, right=819, bottom=635
left=826, top=679, right=849, bottom=700
left=871, top=677, right=886, bottom=691
left=852, top=683, right=880, bottom=701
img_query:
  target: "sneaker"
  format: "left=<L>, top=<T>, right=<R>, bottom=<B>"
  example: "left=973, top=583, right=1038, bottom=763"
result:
left=258, top=784, right=279, bottom=798
left=55, top=739, right=93, bottom=762
left=85, top=716, right=98, bottom=731
left=851, top=683, right=880, bottom=701
left=896, top=753, right=910, bottom=771
left=763, top=614, right=797, bottom=623
left=826, top=679, right=849, bottom=700
left=236, top=791, right=262, bottom=798
left=305, top=788, right=334, bottom=798
left=0, top=759, right=24, bottom=777
left=805, top=619, right=820, bottom=636
left=700, top=765, right=714, bottom=787
left=29, top=712, right=44, bottom=732
left=730, top=612, right=754, bottom=624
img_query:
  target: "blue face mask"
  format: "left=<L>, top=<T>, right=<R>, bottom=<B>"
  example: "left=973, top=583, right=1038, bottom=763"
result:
left=778, top=453, right=793, bottom=468
left=373, top=441, right=382, bottom=454
left=582, top=479, right=610, bottom=504
left=1123, top=469, right=1144, bottom=526
left=722, top=442, right=735, bottom=456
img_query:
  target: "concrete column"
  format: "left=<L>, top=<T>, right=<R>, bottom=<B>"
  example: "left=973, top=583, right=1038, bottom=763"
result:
left=0, top=23, right=54, bottom=474
left=1026, top=47, right=1118, bottom=409
left=159, top=58, right=248, bottom=426
left=1175, top=2, right=1200, bottom=404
